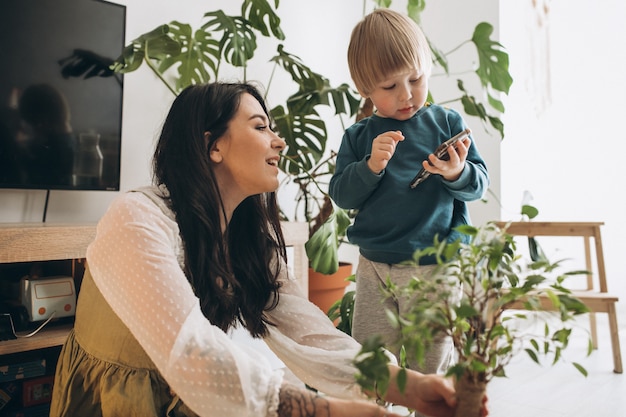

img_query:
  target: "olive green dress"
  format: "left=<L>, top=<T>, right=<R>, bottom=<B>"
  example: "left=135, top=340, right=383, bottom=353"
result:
left=49, top=267, right=197, bottom=417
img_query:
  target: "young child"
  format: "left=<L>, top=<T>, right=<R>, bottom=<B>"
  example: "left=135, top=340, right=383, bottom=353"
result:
left=329, top=7, right=490, bottom=390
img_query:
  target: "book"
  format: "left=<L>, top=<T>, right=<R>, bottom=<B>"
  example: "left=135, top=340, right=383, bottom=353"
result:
left=21, top=375, right=53, bottom=408
left=0, top=360, right=46, bottom=383
left=0, top=380, right=21, bottom=411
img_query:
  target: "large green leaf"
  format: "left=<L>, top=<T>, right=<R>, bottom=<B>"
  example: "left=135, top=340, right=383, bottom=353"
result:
left=269, top=46, right=360, bottom=126
left=328, top=83, right=363, bottom=117
left=472, top=22, right=513, bottom=94
left=111, top=22, right=221, bottom=94
left=406, top=0, right=427, bottom=23
left=201, top=10, right=258, bottom=68
left=241, top=0, right=284, bottom=39
left=157, top=21, right=221, bottom=92
left=305, top=204, right=351, bottom=274
left=458, top=80, right=505, bottom=138
left=270, top=45, right=327, bottom=97
left=111, top=24, right=181, bottom=74
left=272, top=105, right=326, bottom=174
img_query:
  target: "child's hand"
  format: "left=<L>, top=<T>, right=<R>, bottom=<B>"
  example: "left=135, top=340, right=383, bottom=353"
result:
left=423, top=136, right=471, bottom=181
left=368, top=130, right=404, bottom=174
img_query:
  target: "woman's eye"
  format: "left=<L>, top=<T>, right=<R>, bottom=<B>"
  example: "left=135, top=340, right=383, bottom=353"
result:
left=256, top=125, right=268, bottom=131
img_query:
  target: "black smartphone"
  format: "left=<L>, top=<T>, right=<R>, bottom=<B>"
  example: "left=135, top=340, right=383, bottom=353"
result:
left=409, top=128, right=471, bottom=189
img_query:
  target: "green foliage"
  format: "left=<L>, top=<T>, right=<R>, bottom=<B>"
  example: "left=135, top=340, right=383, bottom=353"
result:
left=327, top=275, right=356, bottom=335
left=107, top=0, right=360, bottom=274
left=353, top=336, right=391, bottom=395
left=472, top=23, right=513, bottom=95
left=354, top=222, right=591, bottom=396
left=305, top=202, right=352, bottom=274
left=382, top=1, right=513, bottom=138
left=521, top=204, right=540, bottom=220
left=105, top=0, right=513, bottom=272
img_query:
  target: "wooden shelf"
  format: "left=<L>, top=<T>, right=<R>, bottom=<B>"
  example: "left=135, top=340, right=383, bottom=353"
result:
left=0, top=323, right=72, bottom=356
left=0, top=223, right=94, bottom=359
left=0, top=223, right=96, bottom=263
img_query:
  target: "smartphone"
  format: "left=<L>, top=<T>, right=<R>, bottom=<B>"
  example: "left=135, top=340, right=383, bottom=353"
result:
left=409, top=128, right=471, bottom=189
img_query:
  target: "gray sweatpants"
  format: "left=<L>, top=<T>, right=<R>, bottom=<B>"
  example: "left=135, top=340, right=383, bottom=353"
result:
left=352, top=255, right=458, bottom=388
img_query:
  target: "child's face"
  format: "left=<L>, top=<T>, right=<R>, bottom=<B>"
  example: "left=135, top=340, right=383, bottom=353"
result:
left=366, top=68, right=428, bottom=120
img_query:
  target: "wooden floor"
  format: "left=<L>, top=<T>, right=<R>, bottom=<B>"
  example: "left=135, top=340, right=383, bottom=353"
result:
left=487, top=313, right=625, bottom=417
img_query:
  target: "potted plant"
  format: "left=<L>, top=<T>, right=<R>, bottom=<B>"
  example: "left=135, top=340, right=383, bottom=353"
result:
left=61, top=0, right=513, bottom=307
left=352, top=221, right=592, bottom=417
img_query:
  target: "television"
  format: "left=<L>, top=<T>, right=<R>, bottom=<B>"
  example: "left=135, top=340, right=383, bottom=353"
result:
left=0, top=0, right=126, bottom=191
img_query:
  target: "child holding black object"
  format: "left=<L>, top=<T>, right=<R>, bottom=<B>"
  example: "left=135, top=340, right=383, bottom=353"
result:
left=329, top=8, right=490, bottom=390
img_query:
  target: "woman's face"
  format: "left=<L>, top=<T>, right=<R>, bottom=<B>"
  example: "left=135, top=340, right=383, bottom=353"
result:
left=209, top=93, right=285, bottom=207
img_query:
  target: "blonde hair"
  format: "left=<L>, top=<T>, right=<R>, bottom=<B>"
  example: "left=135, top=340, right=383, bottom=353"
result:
left=347, top=9, right=432, bottom=96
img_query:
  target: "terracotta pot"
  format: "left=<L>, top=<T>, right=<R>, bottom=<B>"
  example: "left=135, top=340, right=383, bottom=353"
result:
left=308, top=262, right=352, bottom=315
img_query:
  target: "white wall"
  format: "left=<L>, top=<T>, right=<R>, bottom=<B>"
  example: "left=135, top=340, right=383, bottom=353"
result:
left=500, top=0, right=626, bottom=321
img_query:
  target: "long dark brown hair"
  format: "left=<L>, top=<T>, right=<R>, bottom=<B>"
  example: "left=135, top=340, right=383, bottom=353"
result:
left=153, top=82, right=286, bottom=337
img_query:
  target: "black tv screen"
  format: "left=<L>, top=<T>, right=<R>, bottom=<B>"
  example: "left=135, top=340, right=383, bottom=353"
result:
left=0, top=0, right=125, bottom=191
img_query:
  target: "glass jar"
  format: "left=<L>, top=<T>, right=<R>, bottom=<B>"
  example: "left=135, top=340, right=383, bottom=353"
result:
left=73, top=131, right=103, bottom=188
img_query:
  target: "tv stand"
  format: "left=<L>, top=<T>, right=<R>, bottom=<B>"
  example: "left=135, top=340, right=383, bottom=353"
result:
left=0, top=221, right=308, bottom=356
left=0, top=223, right=96, bottom=355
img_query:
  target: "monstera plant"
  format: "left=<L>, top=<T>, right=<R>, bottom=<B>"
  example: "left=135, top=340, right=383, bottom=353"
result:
left=104, top=0, right=360, bottom=274
left=60, top=0, right=512, bottom=276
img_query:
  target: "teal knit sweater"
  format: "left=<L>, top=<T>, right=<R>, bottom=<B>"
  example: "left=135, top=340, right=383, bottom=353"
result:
left=329, top=103, right=489, bottom=265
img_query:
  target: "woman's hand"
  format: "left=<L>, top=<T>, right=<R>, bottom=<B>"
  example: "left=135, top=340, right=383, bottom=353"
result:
left=381, top=368, right=488, bottom=417
left=278, top=384, right=403, bottom=417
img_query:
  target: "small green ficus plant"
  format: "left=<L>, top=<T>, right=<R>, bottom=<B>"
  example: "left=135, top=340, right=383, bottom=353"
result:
left=353, top=221, right=592, bottom=417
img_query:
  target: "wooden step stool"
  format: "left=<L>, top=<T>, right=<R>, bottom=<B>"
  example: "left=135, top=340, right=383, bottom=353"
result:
left=495, top=221, right=622, bottom=374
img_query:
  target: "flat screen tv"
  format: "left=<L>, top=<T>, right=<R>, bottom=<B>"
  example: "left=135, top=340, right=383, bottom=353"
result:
left=0, top=0, right=126, bottom=191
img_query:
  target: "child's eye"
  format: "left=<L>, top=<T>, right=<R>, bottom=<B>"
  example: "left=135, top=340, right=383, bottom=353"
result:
left=382, top=84, right=395, bottom=91
left=410, top=77, right=421, bottom=84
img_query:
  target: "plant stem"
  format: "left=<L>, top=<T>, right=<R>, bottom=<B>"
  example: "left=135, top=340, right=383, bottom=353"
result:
left=436, top=97, right=461, bottom=106
left=454, top=374, right=486, bottom=417
left=144, top=43, right=177, bottom=96
left=265, top=62, right=279, bottom=100
left=444, top=40, right=471, bottom=56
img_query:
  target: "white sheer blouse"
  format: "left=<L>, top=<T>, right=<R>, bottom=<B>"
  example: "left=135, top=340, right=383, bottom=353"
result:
left=86, top=187, right=368, bottom=417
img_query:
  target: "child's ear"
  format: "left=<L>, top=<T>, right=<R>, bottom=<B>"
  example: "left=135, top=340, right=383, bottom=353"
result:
left=206, top=132, right=223, bottom=163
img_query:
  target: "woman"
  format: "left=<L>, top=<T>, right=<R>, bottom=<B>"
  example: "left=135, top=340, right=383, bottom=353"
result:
left=50, top=82, right=467, bottom=417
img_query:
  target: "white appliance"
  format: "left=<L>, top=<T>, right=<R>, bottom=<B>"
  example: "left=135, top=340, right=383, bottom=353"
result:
left=20, top=276, right=76, bottom=322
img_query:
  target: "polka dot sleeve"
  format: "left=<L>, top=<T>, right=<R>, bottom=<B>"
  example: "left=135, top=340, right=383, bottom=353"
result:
left=86, top=191, right=283, bottom=417
left=264, top=275, right=369, bottom=400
